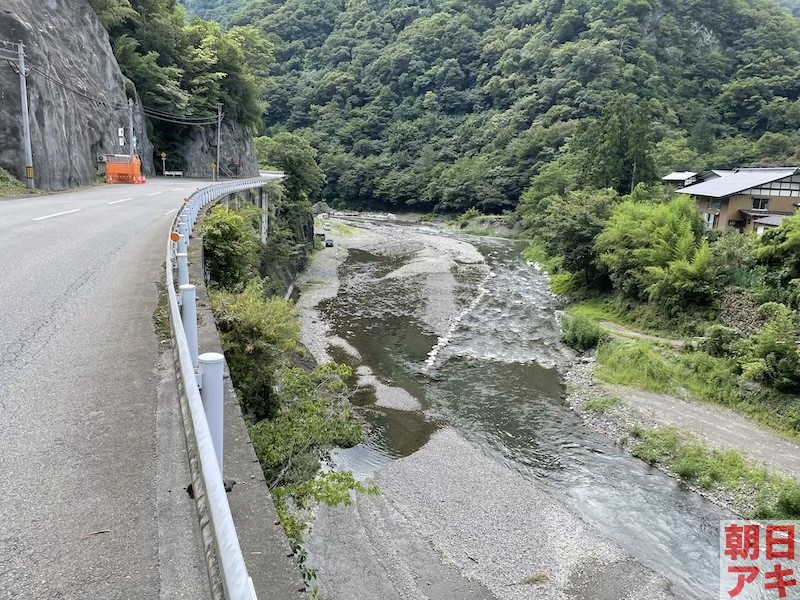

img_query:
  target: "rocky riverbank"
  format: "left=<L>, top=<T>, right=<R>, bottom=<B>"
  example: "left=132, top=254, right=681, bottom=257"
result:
left=295, top=218, right=696, bottom=600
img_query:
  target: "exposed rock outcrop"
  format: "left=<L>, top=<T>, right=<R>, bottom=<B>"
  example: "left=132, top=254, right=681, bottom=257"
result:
left=181, top=121, right=258, bottom=179
left=0, top=0, right=154, bottom=191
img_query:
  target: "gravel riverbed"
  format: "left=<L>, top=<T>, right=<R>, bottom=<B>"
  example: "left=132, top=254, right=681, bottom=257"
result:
left=296, top=219, right=695, bottom=600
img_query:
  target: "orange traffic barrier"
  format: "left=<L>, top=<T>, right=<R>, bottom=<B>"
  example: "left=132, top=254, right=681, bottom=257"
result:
left=105, top=155, right=146, bottom=184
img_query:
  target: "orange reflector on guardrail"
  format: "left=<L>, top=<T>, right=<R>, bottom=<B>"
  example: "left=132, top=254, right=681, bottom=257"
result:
left=170, top=231, right=180, bottom=242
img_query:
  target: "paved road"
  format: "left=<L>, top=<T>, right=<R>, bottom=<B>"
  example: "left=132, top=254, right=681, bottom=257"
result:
left=0, top=179, right=211, bottom=599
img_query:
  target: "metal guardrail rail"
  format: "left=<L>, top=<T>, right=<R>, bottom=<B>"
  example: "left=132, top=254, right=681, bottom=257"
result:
left=165, top=176, right=283, bottom=600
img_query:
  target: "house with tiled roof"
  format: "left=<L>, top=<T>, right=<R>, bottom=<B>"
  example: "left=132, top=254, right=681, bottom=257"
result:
left=675, top=168, right=800, bottom=232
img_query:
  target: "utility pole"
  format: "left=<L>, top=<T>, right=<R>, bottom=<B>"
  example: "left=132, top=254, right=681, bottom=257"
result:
left=17, top=42, right=34, bottom=189
left=128, top=98, right=134, bottom=159
left=215, top=103, right=222, bottom=182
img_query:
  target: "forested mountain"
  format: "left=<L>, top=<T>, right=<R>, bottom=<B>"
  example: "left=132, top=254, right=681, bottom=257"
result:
left=178, top=0, right=250, bottom=26
left=178, top=0, right=800, bottom=213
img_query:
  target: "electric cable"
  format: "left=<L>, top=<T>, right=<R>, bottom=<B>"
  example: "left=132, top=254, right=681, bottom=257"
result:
left=29, top=65, right=127, bottom=109
left=13, top=49, right=223, bottom=127
left=141, top=105, right=217, bottom=121
left=141, top=111, right=218, bottom=126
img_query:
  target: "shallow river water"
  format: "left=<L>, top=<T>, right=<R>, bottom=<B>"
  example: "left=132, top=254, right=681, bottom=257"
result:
left=319, top=223, right=726, bottom=598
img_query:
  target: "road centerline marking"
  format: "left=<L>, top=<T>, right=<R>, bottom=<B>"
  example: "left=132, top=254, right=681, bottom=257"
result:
left=108, top=197, right=133, bottom=205
left=148, top=192, right=163, bottom=196
left=32, top=208, right=82, bottom=221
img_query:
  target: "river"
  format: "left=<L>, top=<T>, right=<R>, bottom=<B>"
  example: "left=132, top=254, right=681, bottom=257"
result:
left=300, top=219, right=727, bottom=599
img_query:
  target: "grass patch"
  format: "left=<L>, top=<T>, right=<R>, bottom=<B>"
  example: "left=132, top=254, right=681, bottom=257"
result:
left=330, top=221, right=356, bottom=237
left=596, top=339, right=680, bottom=393
left=561, top=314, right=607, bottom=350
left=152, top=270, right=171, bottom=343
left=0, top=167, right=36, bottom=197
left=630, top=426, right=800, bottom=519
left=522, top=239, right=561, bottom=273
left=567, top=294, right=707, bottom=339
left=597, top=338, right=800, bottom=440
left=584, top=396, right=623, bottom=413
left=522, top=572, right=549, bottom=585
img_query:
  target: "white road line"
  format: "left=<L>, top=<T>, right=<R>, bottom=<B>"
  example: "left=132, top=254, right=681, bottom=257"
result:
left=32, top=208, right=82, bottom=221
left=172, top=188, right=185, bottom=192
left=108, top=197, right=133, bottom=205
left=148, top=192, right=163, bottom=196
left=165, top=209, right=177, bottom=215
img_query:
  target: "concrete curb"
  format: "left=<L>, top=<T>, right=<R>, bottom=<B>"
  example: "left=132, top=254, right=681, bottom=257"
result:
left=168, top=325, right=226, bottom=600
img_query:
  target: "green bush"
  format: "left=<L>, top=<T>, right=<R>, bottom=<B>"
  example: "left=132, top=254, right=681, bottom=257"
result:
left=202, top=206, right=260, bottom=291
left=550, top=271, right=581, bottom=295
left=561, top=314, right=606, bottom=351
left=0, top=167, right=31, bottom=196
left=249, top=363, right=362, bottom=487
left=700, top=324, right=740, bottom=357
left=739, top=303, right=800, bottom=392
left=210, top=280, right=299, bottom=419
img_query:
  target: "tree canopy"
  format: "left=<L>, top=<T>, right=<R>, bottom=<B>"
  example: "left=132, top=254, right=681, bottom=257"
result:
left=166, top=0, right=800, bottom=211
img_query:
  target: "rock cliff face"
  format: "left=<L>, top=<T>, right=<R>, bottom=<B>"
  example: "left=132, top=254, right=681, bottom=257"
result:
left=0, top=0, right=152, bottom=191
left=181, top=121, right=259, bottom=179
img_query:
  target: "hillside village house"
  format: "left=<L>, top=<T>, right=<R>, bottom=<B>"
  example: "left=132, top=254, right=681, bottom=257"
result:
left=676, top=167, right=800, bottom=233
left=662, top=171, right=699, bottom=187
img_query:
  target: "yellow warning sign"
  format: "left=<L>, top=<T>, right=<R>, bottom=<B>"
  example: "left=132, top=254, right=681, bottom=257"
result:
left=25, top=166, right=33, bottom=179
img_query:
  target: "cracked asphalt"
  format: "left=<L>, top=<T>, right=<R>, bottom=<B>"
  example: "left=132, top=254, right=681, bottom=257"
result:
left=0, top=180, right=211, bottom=599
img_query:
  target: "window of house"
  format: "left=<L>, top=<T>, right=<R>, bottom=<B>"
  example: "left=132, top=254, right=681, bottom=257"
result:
left=752, top=198, right=769, bottom=210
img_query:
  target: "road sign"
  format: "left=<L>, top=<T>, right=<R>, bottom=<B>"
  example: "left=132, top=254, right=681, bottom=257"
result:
left=161, top=152, right=167, bottom=159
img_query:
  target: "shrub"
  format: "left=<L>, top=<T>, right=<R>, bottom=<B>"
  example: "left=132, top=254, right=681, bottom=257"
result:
left=561, top=314, right=606, bottom=350
left=210, top=280, right=299, bottom=419
left=202, top=206, right=260, bottom=290
left=700, top=324, right=740, bottom=358
left=739, top=303, right=800, bottom=392
left=550, top=271, right=580, bottom=295
left=250, top=363, right=362, bottom=486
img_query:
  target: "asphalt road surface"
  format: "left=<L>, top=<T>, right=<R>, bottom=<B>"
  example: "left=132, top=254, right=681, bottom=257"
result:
left=0, top=179, right=212, bottom=599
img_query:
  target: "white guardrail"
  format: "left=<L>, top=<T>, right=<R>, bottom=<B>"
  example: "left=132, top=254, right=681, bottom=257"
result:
left=166, top=176, right=282, bottom=600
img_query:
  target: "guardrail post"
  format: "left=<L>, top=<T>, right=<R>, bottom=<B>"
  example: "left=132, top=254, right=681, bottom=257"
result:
left=180, top=284, right=199, bottom=370
left=177, top=221, right=188, bottom=254
left=176, top=252, right=189, bottom=286
left=199, top=352, right=225, bottom=474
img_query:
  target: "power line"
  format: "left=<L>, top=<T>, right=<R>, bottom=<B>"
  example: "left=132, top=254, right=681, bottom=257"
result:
left=29, top=65, right=127, bottom=110
left=141, top=105, right=217, bottom=121
left=141, top=110, right=218, bottom=126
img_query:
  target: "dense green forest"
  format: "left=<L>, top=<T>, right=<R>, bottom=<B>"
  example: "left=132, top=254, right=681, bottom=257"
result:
left=175, top=0, right=800, bottom=212
left=89, top=0, right=270, bottom=163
